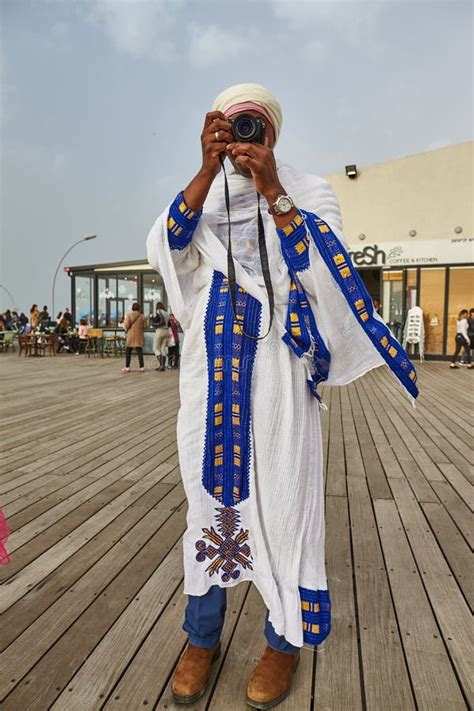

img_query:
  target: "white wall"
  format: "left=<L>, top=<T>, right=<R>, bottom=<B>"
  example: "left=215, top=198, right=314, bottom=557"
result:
left=325, top=141, right=473, bottom=246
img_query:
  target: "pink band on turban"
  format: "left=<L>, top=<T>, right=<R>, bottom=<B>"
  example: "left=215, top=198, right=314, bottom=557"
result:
left=224, top=102, right=275, bottom=133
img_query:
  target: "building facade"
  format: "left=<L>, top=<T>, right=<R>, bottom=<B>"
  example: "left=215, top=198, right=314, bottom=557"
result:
left=69, top=141, right=473, bottom=358
left=326, top=141, right=473, bottom=357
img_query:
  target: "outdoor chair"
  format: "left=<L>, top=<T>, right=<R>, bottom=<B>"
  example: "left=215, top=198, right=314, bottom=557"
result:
left=86, top=329, right=104, bottom=358
left=45, top=334, right=57, bottom=356
left=18, top=334, right=34, bottom=357
left=0, top=332, right=16, bottom=352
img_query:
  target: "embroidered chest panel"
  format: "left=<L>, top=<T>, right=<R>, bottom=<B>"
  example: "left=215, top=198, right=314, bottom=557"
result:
left=202, top=271, right=261, bottom=507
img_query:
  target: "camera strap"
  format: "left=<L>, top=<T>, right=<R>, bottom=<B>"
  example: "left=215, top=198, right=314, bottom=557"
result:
left=220, top=157, right=274, bottom=340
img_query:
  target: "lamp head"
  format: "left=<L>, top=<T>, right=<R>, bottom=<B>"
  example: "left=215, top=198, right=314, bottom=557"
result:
left=84, top=234, right=97, bottom=241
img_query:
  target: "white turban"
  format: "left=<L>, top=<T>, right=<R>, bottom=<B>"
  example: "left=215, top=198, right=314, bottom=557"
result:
left=211, top=83, right=283, bottom=142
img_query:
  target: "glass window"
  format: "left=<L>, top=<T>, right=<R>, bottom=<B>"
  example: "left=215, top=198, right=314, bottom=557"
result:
left=406, top=268, right=417, bottom=311
left=447, top=267, right=474, bottom=353
left=117, top=276, right=138, bottom=325
left=382, top=271, right=403, bottom=339
left=143, top=273, right=166, bottom=327
left=75, top=275, right=94, bottom=325
left=98, top=276, right=116, bottom=327
left=420, top=268, right=445, bottom=354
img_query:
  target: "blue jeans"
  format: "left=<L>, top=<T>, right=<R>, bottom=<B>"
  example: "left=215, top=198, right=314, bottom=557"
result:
left=183, top=585, right=300, bottom=655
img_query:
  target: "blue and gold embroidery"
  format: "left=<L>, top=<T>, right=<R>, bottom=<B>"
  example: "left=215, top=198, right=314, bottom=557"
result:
left=299, top=587, right=331, bottom=645
left=304, top=211, right=418, bottom=400
left=195, top=506, right=253, bottom=583
left=202, top=271, right=261, bottom=506
left=167, top=192, right=202, bottom=251
left=277, top=210, right=310, bottom=272
left=282, top=274, right=331, bottom=403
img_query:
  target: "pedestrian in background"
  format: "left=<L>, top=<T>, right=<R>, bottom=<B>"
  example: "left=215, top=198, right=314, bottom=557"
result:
left=29, top=304, right=40, bottom=329
left=168, top=313, right=181, bottom=369
left=152, top=301, right=170, bottom=372
left=468, top=308, right=474, bottom=355
left=122, top=303, right=145, bottom=373
left=450, top=309, right=472, bottom=369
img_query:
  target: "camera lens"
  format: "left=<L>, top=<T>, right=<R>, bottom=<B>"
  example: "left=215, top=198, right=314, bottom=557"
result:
left=233, top=114, right=258, bottom=142
left=238, top=118, right=254, bottom=137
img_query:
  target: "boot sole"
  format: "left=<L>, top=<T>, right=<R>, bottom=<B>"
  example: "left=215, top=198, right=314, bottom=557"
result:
left=171, top=646, right=221, bottom=705
left=245, top=655, right=300, bottom=710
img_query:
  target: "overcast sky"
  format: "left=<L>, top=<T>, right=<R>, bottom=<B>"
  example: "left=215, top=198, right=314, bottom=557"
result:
left=1, top=0, right=472, bottom=314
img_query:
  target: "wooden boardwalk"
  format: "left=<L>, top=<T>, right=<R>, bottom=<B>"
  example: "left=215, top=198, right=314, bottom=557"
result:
left=0, top=353, right=472, bottom=710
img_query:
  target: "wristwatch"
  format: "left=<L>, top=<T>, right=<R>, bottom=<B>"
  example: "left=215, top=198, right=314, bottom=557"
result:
left=272, top=194, right=294, bottom=215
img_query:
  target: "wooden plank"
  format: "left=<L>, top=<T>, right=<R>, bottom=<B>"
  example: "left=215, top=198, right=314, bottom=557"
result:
left=1, top=496, right=187, bottom=707
left=314, top=495, right=362, bottom=710
left=347, top=477, right=415, bottom=711
left=374, top=498, right=466, bottom=710
left=48, top=544, right=185, bottom=710
left=326, top=388, right=346, bottom=496
left=347, top=382, right=392, bottom=499
left=0, top=464, right=176, bottom=612
left=0, top=480, right=182, bottom=651
left=421, top=501, right=473, bottom=610
left=389, top=477, right=474, bottom=704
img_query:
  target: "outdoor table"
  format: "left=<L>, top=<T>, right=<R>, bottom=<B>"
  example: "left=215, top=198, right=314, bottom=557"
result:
left=29, top=333, right=49, bottom=357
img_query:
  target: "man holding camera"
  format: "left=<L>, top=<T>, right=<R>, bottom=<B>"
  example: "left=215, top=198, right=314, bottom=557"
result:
left=147, top=84, right=417, bottom=709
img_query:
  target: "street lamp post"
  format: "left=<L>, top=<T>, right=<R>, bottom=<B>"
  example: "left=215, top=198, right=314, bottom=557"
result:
left=52, top=235, right=97, bottom=321
left=0, top=284, right=16, bottom=309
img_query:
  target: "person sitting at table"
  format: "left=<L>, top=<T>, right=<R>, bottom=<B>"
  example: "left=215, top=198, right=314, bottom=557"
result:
left=55, top=315, right=71, bottom=353
left=76, top=319, right=90, bottom=355
left=18, top=312, right=28, bottom=331
left=63, top=308, right=73, bottom=328
left=3, top=310, right=13, bottom=330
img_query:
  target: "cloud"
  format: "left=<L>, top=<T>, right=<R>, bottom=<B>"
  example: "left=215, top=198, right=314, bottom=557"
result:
left=88, top=0, right=182, bottom=60
left=188, top=24, right=259, bottom=68
left=268, top=0, right=388, bottom=49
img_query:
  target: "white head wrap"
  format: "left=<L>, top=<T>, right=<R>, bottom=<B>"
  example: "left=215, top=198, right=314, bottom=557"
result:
left=211, top=83, right=283, bottom=142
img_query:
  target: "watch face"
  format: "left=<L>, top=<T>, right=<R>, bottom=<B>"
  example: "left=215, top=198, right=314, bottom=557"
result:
left=277, top=196, right=292, bottom=213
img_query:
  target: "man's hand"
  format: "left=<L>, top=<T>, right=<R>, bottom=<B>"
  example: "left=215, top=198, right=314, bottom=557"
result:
left=182, top=111, right=233, bottom=212
left=227, top=138, right=283, bottom=202
left=228, top=138, right=298, bottom=226
left=201, top=111, right=233, bottom=179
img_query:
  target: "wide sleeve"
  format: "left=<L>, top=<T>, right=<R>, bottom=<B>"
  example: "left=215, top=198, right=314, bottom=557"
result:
left=146, top=198, right=203, bottom=330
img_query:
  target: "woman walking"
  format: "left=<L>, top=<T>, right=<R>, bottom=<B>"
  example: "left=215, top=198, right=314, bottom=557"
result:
left=450, top=309, right=473, bottom=369
left=122, top=303, right=145, bottom=373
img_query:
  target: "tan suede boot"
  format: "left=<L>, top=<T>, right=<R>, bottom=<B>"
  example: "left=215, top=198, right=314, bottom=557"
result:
left=246, top=646, right=300, bottom=709
left=171, top=642, right=221, bottom=704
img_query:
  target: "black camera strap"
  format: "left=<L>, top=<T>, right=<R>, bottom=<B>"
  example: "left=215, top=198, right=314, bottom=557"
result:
left=220, top=157, right=274, bottom=340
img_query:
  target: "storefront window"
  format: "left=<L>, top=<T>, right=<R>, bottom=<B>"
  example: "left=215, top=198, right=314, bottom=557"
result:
left=98, top=276, right=115, bottom=327
left=75, top=275, right=94, bottom=324
left=382, top=271, right=403, bottom=339
left=117, top=276, right=138, bottom=324
left=420, top=268, right=445, bottom=354
left=143, top=273, right=166, bottom=327
left=447, top=267, right=474, bottom=355
left=406, top=269, right=417, bottom=311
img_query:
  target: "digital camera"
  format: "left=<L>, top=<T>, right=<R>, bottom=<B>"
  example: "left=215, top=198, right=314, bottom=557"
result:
left=231, top=113, right=266, bottom=144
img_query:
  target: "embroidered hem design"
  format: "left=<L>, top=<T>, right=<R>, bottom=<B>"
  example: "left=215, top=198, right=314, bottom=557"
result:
left=195, top=506, right=253, bottom=583
left=299, top=587, right=331, bottom=645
